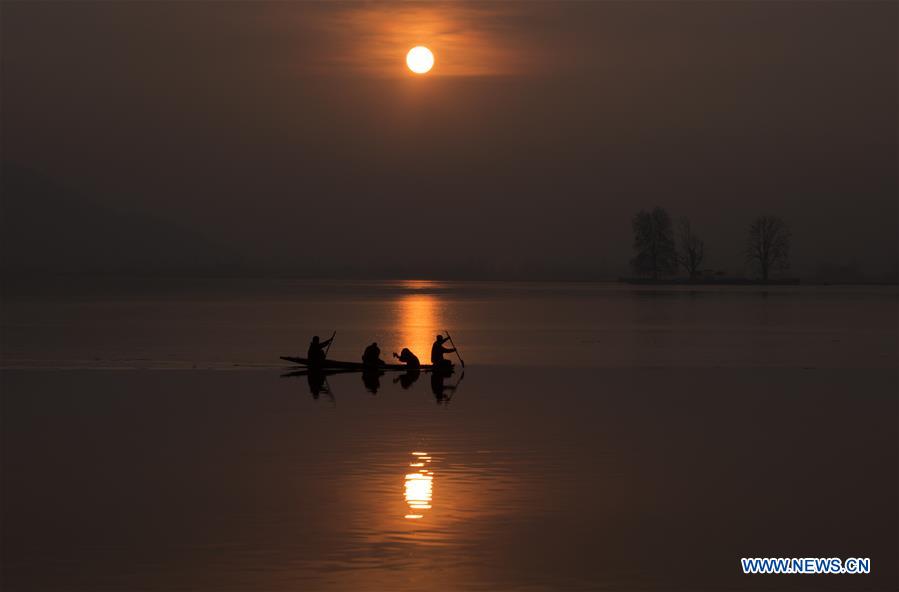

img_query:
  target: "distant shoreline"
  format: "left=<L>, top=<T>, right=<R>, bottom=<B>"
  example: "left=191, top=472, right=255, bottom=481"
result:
left=619, top=277, right=802, bottom=286
left=1, top=270, right=896, bottom=287
left=616, top=277, right=896, bottom=287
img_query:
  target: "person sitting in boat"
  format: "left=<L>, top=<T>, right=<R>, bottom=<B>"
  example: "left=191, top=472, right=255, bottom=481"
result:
left=307, top=335, right=333, bottom=365
left=362, top=342, right=385, bottom=366
left=392, top=347, right=420, bottom=368
left=430, top=335, right=455, bottom=369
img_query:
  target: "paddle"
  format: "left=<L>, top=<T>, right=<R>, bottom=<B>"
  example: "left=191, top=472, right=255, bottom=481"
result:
left=324, top=331, right=336, bottom=359
left=444, top=330, right=465, bottom=369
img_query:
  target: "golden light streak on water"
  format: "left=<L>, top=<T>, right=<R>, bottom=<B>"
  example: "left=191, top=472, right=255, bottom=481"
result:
left=404, top=451, right=435, bottom=520
left=397, top=287, right=441, bottom=365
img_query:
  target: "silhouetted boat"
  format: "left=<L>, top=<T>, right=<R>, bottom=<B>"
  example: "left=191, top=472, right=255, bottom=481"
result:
left=280, top=356, right=452, bottom=372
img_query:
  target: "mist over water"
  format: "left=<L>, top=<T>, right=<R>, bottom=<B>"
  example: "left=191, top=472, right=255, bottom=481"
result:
left=2, top=279, right=897, bottom=590
left=2, top=2, right=897, bottom=281
left=2, top=278, right=896, bottom=370
left=3, top=1, right=897, bottom=588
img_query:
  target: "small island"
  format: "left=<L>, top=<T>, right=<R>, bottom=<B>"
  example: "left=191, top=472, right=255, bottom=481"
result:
left=621, top=207, right=799, bottom=285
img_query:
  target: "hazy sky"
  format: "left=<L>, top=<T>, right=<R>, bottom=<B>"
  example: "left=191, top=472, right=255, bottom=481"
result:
left=2, top=1, right=896, bottom=278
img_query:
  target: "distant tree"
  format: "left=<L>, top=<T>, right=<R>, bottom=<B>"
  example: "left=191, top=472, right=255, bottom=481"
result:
left=746, top=215, right=791, bottom=280
left=631, top=207, right=677, bottom=279
left=677, top=217, right=705, bottom=279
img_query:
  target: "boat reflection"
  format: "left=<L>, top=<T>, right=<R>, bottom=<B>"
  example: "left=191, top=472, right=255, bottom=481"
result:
left=393, top=368, right=421, bottom=389
left=281, top=368, right=337, bottom=401
left=404, top=451, right=435, bottom=520
left=430, top=371, right=450, bottom=403
left=361, top=368, right=383, bottom=394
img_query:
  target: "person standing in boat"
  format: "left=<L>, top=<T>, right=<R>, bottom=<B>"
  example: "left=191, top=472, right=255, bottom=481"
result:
left=392, top=347, right=420, bottom=369
left=362, top=342, right=385, bottom=366
left=430, top=335, right=455, bottom=369
left=307, top=335, right=333, bottom=365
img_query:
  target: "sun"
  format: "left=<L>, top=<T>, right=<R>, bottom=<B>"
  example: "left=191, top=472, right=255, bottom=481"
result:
left=406, top=46, right=434, bottom=74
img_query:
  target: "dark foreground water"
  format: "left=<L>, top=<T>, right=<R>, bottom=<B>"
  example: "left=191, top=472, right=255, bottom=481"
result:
left=2, top=279, right=897, bottom=591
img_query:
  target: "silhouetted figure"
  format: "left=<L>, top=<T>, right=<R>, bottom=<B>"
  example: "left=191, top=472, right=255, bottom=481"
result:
left=394, top=368, right=421, bottom=389
left=430, top=335, right=455, bottom=370
left=362, top=342, right=384, bottom=366
left=362, top=368, right=382, bottom=394
left=307, top=335, right=333, bottom=365
left=392, top=347, right=420, bottom=368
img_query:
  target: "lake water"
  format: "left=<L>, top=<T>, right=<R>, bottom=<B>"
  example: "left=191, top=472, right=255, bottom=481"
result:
left=2, top=278, right=897, bottom=591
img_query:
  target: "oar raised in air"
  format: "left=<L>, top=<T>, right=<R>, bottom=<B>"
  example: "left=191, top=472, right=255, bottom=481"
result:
left=324, top=330, right=336, bottom=359
left=444, top=330, right=465, bottom=369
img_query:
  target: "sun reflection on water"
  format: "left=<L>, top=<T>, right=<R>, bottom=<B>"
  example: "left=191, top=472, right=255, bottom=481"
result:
left=404, top=451, right=434, bottom=520
left=397, top=283, right=442, bottom=362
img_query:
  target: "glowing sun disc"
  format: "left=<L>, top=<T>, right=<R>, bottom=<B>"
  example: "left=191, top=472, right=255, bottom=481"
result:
left=406, top=46, right=434, bottom=74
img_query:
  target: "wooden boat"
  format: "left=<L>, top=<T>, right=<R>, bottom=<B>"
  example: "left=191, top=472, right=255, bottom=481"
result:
left=280, top=356, right=451, bottom=372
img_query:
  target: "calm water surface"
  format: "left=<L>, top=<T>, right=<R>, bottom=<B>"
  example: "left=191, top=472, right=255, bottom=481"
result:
left=2, top=278, right=896, bottom=369
left=2, top=279, right=897, bottom=591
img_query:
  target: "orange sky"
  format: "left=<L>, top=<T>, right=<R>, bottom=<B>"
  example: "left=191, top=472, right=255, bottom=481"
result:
left=307, top=2, right=539, bottom=77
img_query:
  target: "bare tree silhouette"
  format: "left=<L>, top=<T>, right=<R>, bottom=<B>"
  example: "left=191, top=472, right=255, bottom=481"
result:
left=746, top=215, right=791, bottom=281
left=631, top=207, right=677, bottom=279
left=677, top=217, right=705, bottom=279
